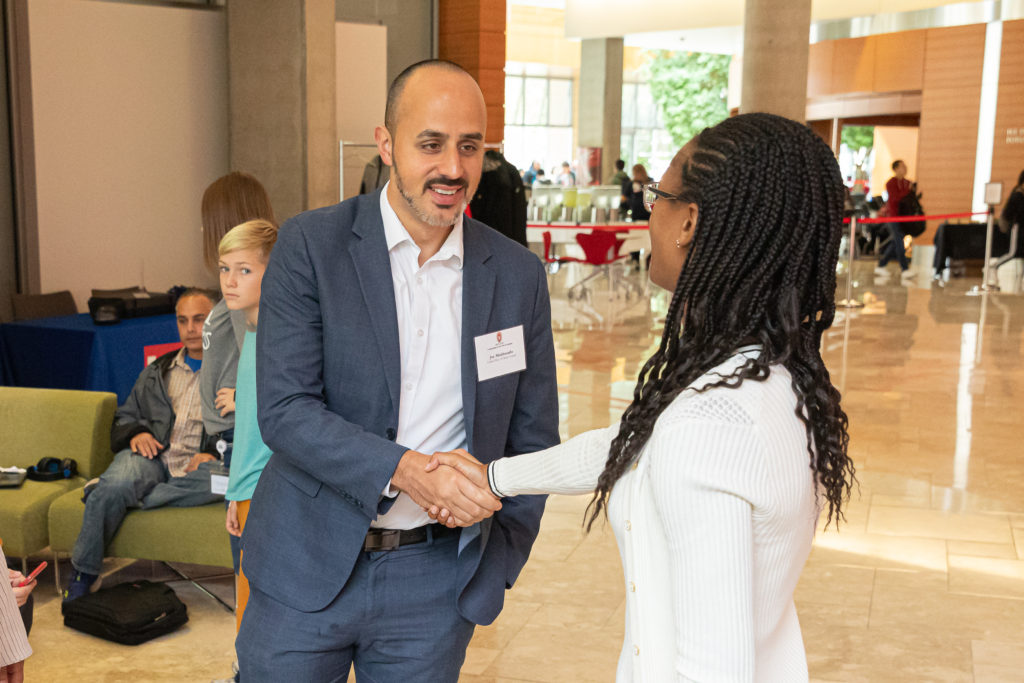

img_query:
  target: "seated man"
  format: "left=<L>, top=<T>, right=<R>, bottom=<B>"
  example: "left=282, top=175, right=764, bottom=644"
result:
left=63, top=288, right=224, bottom=603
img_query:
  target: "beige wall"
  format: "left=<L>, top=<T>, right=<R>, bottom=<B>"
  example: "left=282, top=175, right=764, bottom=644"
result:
left=871, top=126, right=919, bottom=197
left=336, top=22, right=387, bottom=199
left=28, top=0, right=228, bottom=307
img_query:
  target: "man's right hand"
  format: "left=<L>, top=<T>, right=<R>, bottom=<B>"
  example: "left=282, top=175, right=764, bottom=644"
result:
left=129, top=432, right=163, bottom=459
left=391, top=450, right=500, bottom=525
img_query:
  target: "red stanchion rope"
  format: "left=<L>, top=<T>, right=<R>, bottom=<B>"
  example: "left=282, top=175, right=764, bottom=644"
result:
left=843, top=211, right=989, bottom=225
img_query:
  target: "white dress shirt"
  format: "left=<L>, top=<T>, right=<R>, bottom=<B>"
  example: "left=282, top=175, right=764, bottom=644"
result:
left=372, top=184, right=467, bottom=530
left=491, top=350, right=819, bottom=681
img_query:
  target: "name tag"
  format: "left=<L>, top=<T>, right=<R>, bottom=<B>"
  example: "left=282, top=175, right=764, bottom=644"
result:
left=474, top=325, right=527, bottom=382
left=209, top=463, right=229, bottom=495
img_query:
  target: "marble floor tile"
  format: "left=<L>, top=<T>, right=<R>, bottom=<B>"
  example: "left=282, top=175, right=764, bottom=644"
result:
left=947, top=554, right=1024, bottom=598
left=867, top=504, right=1013, bottom=544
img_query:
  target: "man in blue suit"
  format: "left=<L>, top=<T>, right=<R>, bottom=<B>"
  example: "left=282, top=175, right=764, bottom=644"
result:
left=236, top=60, right=559, bottom=681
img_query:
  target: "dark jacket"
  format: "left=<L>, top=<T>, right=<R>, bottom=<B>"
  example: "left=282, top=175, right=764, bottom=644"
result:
left=110, top=349, right=207, bottom=455
left=470, top=151, right=528, bottom=247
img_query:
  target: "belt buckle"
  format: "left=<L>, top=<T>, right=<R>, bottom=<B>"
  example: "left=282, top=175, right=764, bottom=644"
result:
left=366, top=529, right=401, bottom=552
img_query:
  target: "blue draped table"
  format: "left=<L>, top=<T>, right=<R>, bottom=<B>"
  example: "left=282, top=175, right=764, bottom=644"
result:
left=0, top=313, right=178, bottom=404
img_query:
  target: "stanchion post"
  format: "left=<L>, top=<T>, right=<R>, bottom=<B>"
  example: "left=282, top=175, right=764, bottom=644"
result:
left=838, top=216, right=864, bottom=309
left=981, top=208, right=1000, bottom=291
left=969, top=183, right=1003, bottom=296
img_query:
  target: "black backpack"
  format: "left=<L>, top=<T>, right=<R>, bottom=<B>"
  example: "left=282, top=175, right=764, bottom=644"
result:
left=63, top=581, right=188, bottom=645
left=899, top=190, right=926, bottom=238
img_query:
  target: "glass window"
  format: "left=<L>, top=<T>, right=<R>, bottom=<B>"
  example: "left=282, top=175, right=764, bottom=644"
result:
left=505, top=76, right=523, bottom=125
left=524, top=77, right=549, bottom=125
left=637, top=84, right=657, bottom=129
left=549, top=79, right=573, bottom=127
left=622, top=83, right=637, bottom=129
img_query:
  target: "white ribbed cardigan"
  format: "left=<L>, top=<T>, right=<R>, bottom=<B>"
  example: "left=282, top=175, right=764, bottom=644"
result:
left=491, top=351, right=819, bottom=682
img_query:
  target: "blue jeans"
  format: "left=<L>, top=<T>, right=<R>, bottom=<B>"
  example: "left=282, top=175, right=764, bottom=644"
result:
left=71, top=449, right=223, bottom=575
left=236, top=530, right=475, bottom=682
left=878, top=222, right=910, bottom=271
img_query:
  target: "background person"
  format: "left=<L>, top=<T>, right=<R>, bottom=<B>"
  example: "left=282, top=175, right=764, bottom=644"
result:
left=63, top=290, right=224, bottom=604
left=557, top=161, right=576, bottom=186
left=0, top=545, right=30, bottom=683
left=198, top=171, right=277, bottom=573
left=217, top=219, right=277, bottom=632
left=430, top=113, right=856, bottom=682
left=998, top=169, right=1024, bottom=235
left=469, top=149, right=528, bottom=247
left=874, top=159, right=916, bottom=280
left=622, top=163, right=653, bottom=221
left=606, top=158, right=629, bottom=187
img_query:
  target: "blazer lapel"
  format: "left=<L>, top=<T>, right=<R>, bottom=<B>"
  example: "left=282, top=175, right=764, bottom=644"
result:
left=460, top=221, right=495, bottom=453
left=349, top=192, right=402, bottom=416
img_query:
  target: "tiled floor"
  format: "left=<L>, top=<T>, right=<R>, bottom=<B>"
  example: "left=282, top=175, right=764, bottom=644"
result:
left=18, top=256, right=1024, bottom=681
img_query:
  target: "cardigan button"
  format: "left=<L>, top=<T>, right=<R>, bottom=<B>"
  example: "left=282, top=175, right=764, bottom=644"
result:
left=624, top=520, right=632, bottom=531
left=629, top=581, right=636, bottom=592
left=633, top=645, right=639, bottom=656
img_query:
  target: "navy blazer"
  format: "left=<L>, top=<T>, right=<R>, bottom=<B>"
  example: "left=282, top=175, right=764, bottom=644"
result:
left=244, top=190, right=559, bottom=625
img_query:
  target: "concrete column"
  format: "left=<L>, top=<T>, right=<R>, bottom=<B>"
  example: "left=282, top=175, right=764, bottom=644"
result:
left=439, top=0, right=507, bottom=144
left=740, top=0, right=811, bottom=122
left=227, top=0, right=338, bottom=222
left=578, top=37, right=623, bottom=184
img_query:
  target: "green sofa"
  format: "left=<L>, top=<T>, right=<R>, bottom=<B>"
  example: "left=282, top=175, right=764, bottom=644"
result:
left=48, top=494, right=232, bottom=570
left=0, top=387, right=117, bottom=561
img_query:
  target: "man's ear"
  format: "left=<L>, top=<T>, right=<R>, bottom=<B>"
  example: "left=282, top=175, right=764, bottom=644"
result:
left=677, top=202, right=699, bottom=248
left=375, top=126, right=394, bottom=166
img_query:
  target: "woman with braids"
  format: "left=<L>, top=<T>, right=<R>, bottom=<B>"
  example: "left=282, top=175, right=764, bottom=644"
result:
left=428, top=112, right=855, bottom=681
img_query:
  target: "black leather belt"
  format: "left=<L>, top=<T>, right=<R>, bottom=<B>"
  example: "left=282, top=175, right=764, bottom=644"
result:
left=363, top=524, right=458, bottom=552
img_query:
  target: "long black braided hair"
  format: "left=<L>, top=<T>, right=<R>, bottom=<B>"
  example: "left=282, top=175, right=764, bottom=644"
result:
left=585, top=112, right=855, bottom=531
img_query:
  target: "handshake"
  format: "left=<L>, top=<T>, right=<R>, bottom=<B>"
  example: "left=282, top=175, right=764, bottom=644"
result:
left=392, top=448, right=497, bottom=528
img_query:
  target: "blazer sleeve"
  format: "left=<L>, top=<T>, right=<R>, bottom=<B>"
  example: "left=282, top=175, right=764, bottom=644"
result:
left=490, top=257, right=562, bottom=588
left=256, top=220, right=406, bottom=520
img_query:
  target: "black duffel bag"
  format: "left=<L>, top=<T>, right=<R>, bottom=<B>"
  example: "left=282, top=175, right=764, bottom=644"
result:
left=63, top=580, right=188, bottom=645
left=899, top=188, right=927, bottom=238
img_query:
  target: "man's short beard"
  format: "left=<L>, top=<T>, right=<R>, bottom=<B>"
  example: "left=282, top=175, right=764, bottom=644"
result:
left=393, top=158, right=465, bottom=228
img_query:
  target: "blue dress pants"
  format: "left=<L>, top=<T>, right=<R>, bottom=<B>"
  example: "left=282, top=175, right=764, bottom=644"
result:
left=236, top=529, right=475, bottom=683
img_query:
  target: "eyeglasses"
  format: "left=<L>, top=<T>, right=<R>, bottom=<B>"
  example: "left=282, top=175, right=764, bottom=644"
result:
left=642, top=182, right=685, bottom=213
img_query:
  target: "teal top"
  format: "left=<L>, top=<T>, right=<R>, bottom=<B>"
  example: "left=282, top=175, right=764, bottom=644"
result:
left=225, top=330, right=272, bottom=501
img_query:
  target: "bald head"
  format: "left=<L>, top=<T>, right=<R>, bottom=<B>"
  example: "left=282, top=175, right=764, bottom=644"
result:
left=385, top=60, right=480, bottom=136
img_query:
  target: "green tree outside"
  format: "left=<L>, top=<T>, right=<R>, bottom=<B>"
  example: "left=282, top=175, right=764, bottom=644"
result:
left=841, top=126, right=874, bottom=153
left=645, top=50, right=731, bottom=147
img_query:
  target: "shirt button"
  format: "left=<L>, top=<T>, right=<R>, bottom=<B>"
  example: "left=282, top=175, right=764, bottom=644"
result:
left=404, top=382, right=413, bottom=391
left=633, top=645, right=639, bottom=656
left=416, top=276, right=423, bottom=285
left=630, top=581, right=636, bottom=592
left=417, top=329, right=424, bottom=337
left=624, top=520, right=631, bottom=531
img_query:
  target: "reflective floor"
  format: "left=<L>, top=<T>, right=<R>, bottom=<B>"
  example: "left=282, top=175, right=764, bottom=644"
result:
left=20, top=255, right=1024, bottom=681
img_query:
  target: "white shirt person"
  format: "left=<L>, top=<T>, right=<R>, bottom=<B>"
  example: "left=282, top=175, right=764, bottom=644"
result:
left=427, top=113, right=856, bottom=681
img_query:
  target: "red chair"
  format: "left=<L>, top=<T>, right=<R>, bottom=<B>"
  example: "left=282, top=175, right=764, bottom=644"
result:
left=541, top=231, right=583, bottom=272
left=568, top=230, right=637, bottom=301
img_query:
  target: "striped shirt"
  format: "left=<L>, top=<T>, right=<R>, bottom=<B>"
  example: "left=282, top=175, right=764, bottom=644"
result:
left=0, top=545, right=31, bottom=667
left=162, top=349, right=204, bottom=477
